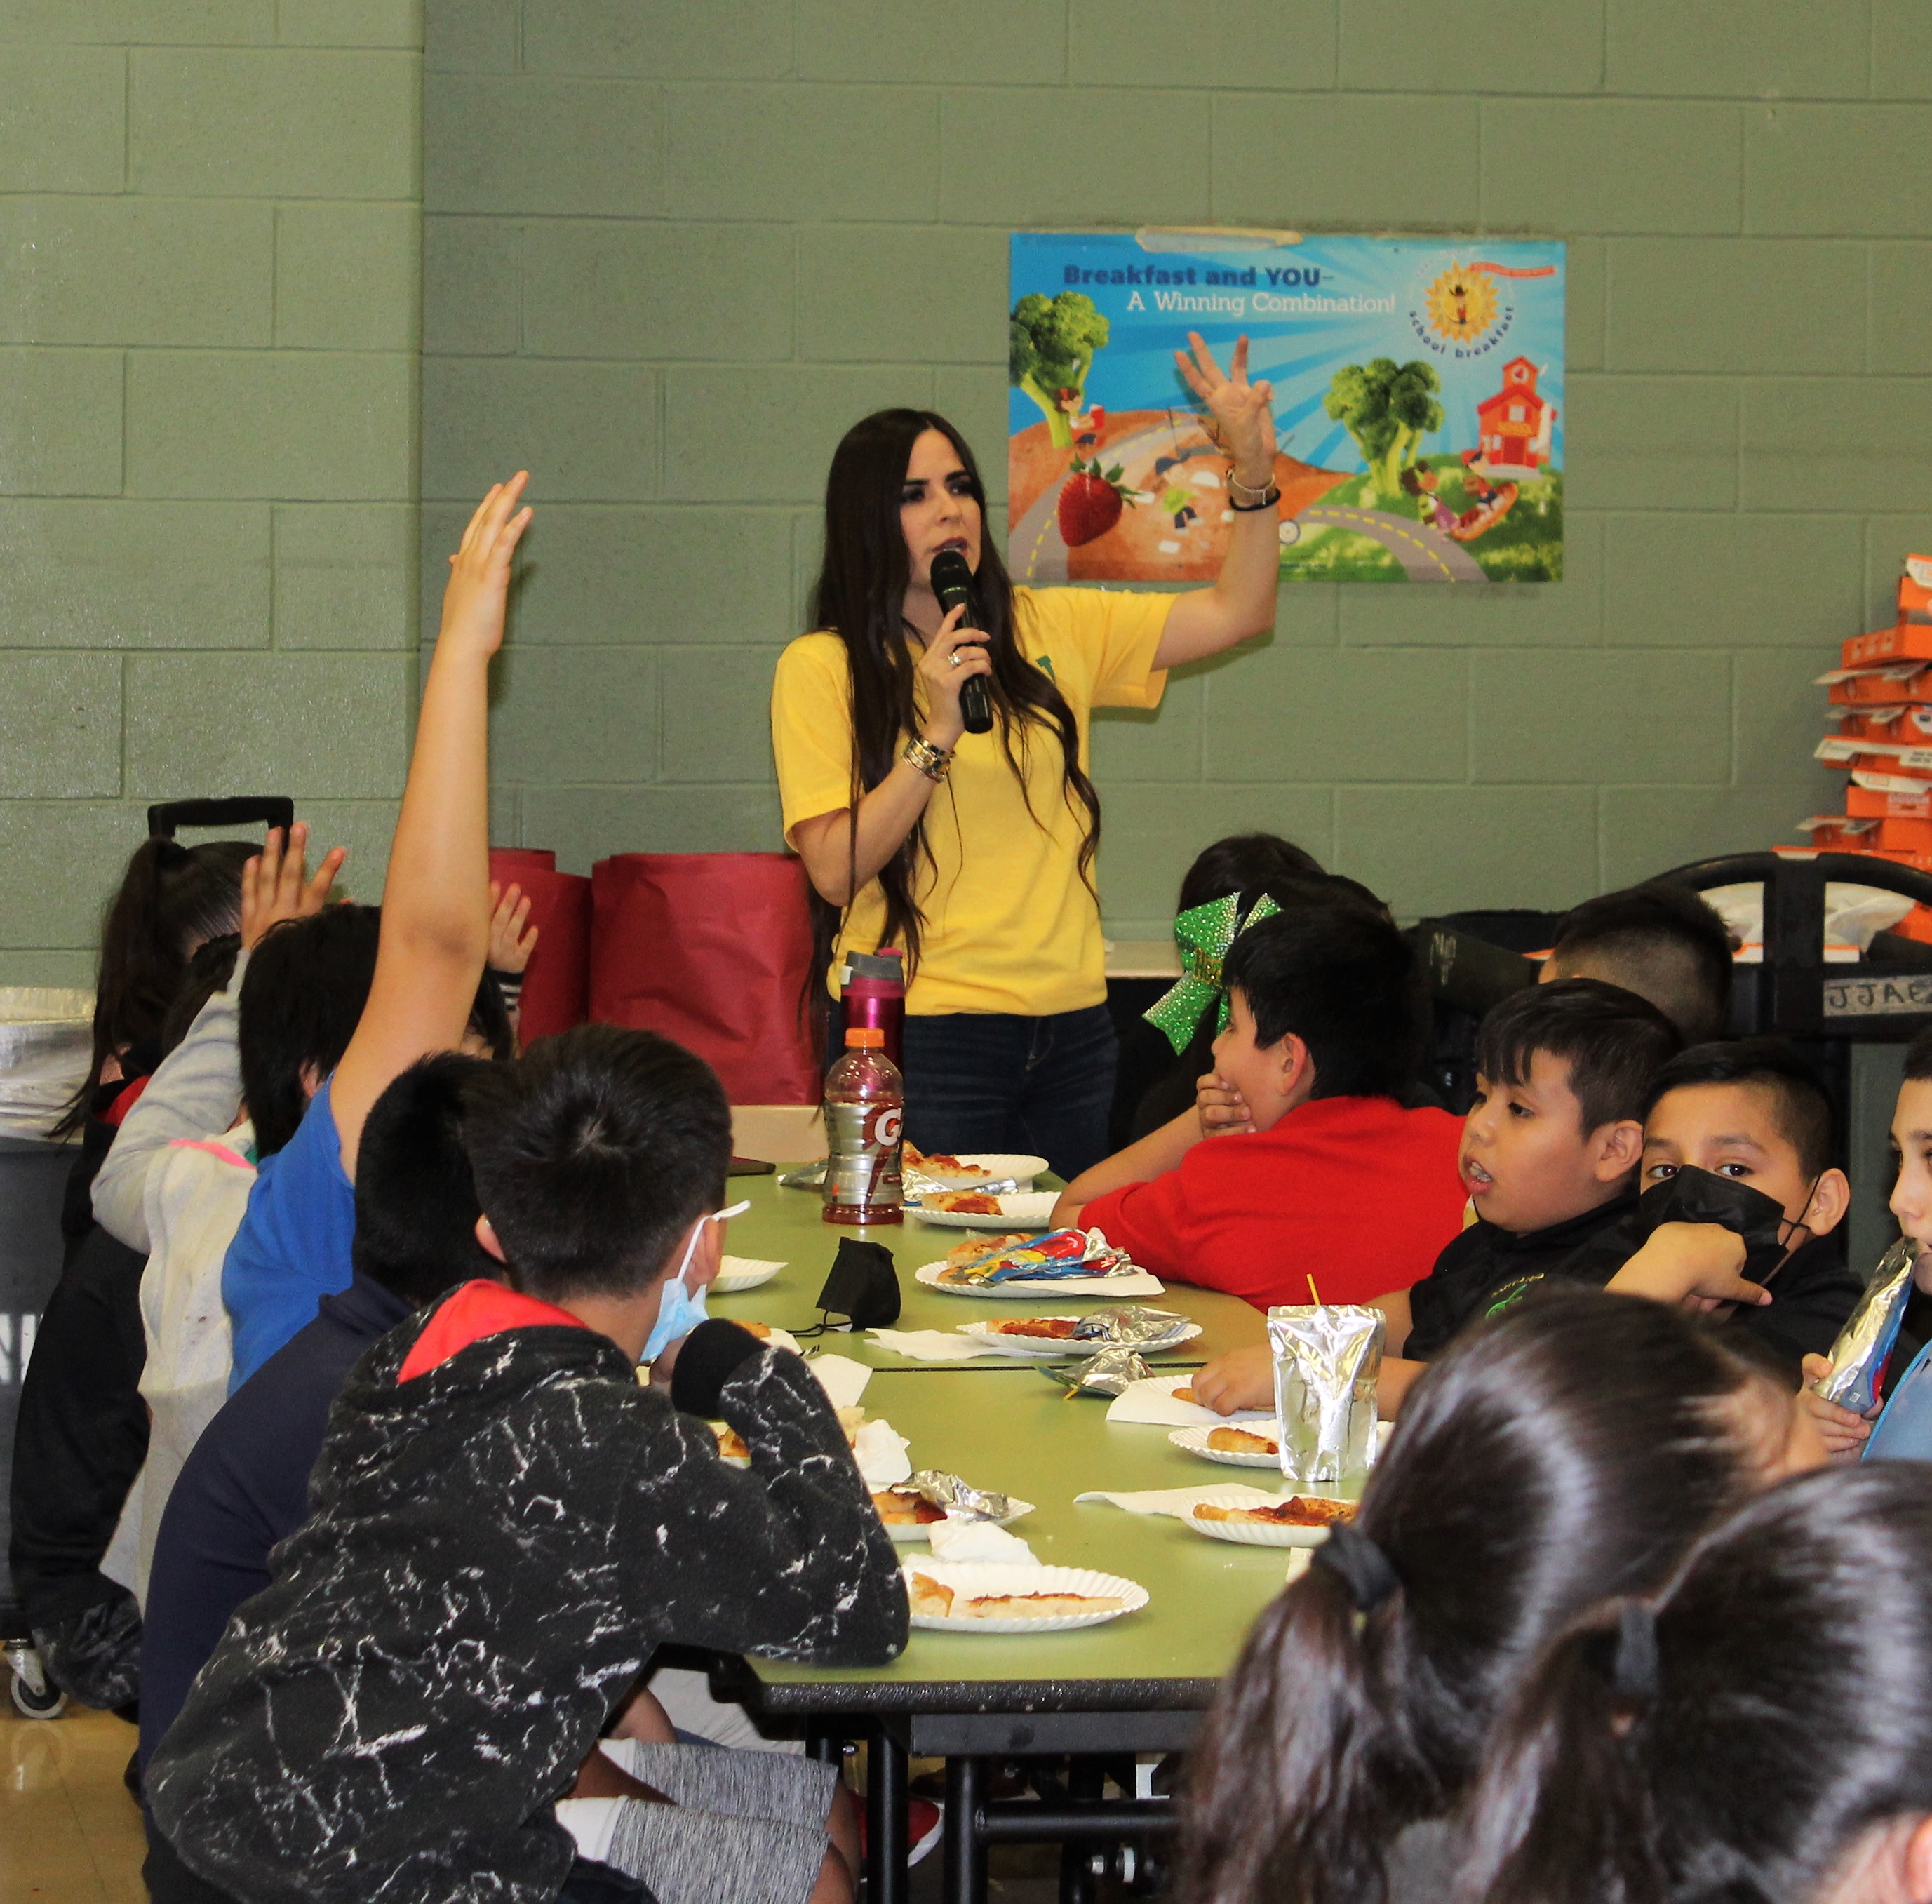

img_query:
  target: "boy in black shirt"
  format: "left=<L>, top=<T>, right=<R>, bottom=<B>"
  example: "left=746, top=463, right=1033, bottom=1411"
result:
left=146, top=1022, right=905, bottom=1904
left=1191, top=979, right=1679, bottom=1416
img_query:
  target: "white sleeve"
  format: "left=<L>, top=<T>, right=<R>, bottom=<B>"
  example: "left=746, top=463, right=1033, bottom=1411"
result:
left=90, top=948, right=250, bottom=1251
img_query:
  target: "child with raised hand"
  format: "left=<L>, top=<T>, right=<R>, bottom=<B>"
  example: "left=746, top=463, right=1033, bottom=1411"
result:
left=219, top=476, right=531, bottom=1386
left=147, top=1024, right=904, bottom=1904
left=1188, top=977, right=1678, bottom=1419
left=1054, top=903, right=1465, bottom=1313
left=1461, top=1465, right=1932, bottom=1904
left=485, top=878, right=539, bottom=1045
left=1176, top=1292, right=1823, bottom=1904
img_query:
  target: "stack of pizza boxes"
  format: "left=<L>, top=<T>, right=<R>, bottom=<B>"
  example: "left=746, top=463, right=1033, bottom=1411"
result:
left=1804, top=555, right=1932, bottom=941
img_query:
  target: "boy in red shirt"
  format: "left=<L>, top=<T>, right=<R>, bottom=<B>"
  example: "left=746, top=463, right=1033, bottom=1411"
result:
left=1053, top=904, right=1465, bottom=1310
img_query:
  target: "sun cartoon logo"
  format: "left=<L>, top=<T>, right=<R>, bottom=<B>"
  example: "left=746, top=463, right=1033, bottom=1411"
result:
left=1424, top=264, right=1499, bottom=345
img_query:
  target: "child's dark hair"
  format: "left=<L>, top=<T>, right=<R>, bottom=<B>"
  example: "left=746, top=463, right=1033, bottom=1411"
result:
left=1548, top=882, right=1735, bottom=1046
left=1904, top=1024, right=1932, bottom=1080
left=1641, top=1037, right=1837, bottom=1180
left=351, top=1056, right=499, bottom=1307
left=55, top=836, right=256, bottom=1137
left=464, top=1024, right=732, bottom=1301
left=1461, top=1465, right=1932, bottom=1904
left=1220, top=903, right=1421, bottom=1099
left=1179, top=1292, right=1800, bottom=1904
left=239, top=906, right=513, bottom=1158
left=156, top=934, right=241, bottom=1056
left=1477, top=978, right=1681, bottom=1135
left=1176, top=833, right=1326, bottom=913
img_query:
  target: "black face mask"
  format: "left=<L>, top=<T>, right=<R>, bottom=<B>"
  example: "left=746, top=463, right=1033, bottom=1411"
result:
left=1635, top=1165, right=1804, bottom=1286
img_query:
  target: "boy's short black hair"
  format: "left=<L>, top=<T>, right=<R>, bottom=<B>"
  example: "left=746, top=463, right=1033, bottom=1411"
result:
left=1641, top=1037, right=1837, bottom=1181
left=1220, top=902, right=1421, bottom=1100
left=1548, top=881, right=1736, bottom=1045
left=1477, top=977, right=1682, bottom=1136
left=464, top=1024, right=732, bottom=1301
left=1905, top=1026, right=1932, bottom=1082
left=352, top=1054, right=499, bottom=1306
left=239, top=905, right=515, bottom=1159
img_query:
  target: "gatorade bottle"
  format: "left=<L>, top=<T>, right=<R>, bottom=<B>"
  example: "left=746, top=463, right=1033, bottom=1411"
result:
left=822, top=1026, right=904, bottom=1226
left=840, top=948, right=905, bottom=1072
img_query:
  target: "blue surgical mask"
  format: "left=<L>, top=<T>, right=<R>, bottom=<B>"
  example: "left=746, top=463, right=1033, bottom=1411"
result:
left=642, top=1199, right=750, bottom=1366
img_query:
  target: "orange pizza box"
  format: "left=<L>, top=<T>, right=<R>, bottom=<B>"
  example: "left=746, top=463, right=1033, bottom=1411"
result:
left=1814, top=737, right=1932, bottom=777
left=1823, top=662, right=1932, bottom=707
left=1834, top=705, right=1932, bottom=746
left=1901, top=555, right=1932, bottom=626
left=1887, top=904, right=1932, bottom=945
left=1848, top=779, right=1932, bottom=819
left=1842, top=624, right=1932, bottom=671
left=1873, top=816, right=1932, bottom=853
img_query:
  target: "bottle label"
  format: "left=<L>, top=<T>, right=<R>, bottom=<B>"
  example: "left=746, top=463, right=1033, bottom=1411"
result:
left=824, top=1101, right=904, bottom=1209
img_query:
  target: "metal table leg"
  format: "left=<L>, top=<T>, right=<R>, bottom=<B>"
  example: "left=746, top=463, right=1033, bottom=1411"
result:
left=943, top=1755, right=986, bottom=1904
left=866, top=1722, right=908, bottom=1904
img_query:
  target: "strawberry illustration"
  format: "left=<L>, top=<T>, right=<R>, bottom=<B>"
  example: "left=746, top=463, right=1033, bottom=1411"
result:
left=1057, top=457, right=1136, bottom=548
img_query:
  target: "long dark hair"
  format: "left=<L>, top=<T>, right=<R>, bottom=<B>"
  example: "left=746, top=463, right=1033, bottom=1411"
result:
left=1177, top=1292, right=1799, bottom=1904
left=803, top=408, right=1102, bottom=980
left=1463, top=1464, right=1932, bottom=1904
left=54, top=834, right=255, bottom=1137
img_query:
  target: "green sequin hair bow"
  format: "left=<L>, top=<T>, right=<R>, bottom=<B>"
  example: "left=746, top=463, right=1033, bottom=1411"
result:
left=1142, top=891, right=1282, bottom=1054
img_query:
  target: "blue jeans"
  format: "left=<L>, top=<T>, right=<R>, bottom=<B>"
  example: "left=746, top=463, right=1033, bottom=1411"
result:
left=899, top=1005, right=1118, bottom=1182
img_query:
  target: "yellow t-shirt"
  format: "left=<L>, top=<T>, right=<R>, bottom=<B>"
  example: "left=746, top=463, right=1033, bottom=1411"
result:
left=770, top=586, right=1174, bottom=1017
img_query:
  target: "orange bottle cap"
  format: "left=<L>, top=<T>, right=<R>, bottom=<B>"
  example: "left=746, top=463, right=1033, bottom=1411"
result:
left=845, top=1026, right=885, bottom=1047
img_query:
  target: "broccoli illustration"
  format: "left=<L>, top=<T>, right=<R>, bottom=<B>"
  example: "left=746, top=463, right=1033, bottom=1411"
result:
left=1009, top=292, right=1111, bottom=449
left=1323, top=358, right=1445, bottom=503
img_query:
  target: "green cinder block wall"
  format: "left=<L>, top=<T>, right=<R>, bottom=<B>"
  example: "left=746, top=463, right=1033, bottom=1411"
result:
left=426, top=0, right=1932, bottom=935
left=0, top=0, right=423, bottom=986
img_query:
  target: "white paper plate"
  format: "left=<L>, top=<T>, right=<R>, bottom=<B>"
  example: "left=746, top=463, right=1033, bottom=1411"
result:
left=1169, top=1424, right=1281, bottom=1468
left=915, top=1261, right=1167, bottom=1301
left=878, top=1498, right=1036, bottom=1543
left=713, top=1256, right=784, bottom=1294
left=904, top=1561, right=1148, bottom=1632
left=1183, top=1493, right=1345, bottom=1548
left=908, top=1153, right=1049, bottom=1191
left=910, top=1191, right=1060, bottom=1230
left=962, top=1318, right=1202, bottom=1357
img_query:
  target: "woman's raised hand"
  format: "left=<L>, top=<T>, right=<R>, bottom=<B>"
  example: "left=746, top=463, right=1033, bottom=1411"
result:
left=440, top=472, right=533, bottom=658
left=1174, top=331, right=1277, bottom=487
left=914, top=603, right=993, bottom=751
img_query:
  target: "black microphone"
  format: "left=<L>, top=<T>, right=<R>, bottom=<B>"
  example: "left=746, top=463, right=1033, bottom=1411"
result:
left=929, top=549, right=994, bottom=736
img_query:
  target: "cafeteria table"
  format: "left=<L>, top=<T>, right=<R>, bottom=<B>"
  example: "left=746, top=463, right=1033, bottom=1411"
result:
left=693, top=1174, right=1292, bottom=1903
left=708, top=1170, right=1270, bottom=1369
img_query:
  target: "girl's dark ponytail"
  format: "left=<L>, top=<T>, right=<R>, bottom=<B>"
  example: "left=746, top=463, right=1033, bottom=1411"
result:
left=1458, top=1602, right=1667, bottom=1904
left=52, top=833, right=255, bottom=1137
left=1181, top=1558, right=1433, bottom=1904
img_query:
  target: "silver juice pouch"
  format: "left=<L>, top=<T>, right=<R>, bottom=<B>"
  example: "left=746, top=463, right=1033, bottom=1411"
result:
left=1268, top=1304, right=1386, bottom=1489
left=911, top=1470, right=1012, bottom=1523
left=1816, top=1235, right=1920, bottom=1412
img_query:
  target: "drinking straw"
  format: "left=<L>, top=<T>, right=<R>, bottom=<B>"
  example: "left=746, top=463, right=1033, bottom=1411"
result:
left=1307, top=1273, right=1322, bottom=1305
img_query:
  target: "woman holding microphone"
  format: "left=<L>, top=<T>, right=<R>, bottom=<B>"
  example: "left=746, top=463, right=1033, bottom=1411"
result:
left=771, top=335, right=1280, bottom=1179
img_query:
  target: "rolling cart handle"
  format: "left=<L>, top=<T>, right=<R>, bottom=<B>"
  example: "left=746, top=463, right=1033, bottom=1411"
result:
left=147, top=797, right=295, bottom=840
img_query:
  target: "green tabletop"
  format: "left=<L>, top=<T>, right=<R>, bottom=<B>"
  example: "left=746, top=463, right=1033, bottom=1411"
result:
left=738, top=1368, right=1293, bottom=1714
left=709, top=1174, right=1268, bottom=1371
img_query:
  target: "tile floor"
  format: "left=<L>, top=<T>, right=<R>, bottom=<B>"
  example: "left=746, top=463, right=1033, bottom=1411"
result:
left=1, top=1702, right=147, bottom=1901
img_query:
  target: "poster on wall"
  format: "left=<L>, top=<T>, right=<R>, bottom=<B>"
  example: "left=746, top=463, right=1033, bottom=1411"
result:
left=1007, top=230, right=1565, bottom=585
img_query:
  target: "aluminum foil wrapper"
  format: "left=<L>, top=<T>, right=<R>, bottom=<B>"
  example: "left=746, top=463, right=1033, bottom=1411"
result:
left=1816, top=1235, right=1919, bottom=1412
left=910, top=1469, right=1012, bottom=1522
left=1268, top=1304, right=1385, bottom=1489
left=1040, top=1346, right=1155, bottom=1396
left=1070, top=1305, right=1188, bottom=1347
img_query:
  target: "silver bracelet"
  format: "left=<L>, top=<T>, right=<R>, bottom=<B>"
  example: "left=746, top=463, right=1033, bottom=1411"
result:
left=1226, top=469, right=1276, bottom=507
left=902, top=736, right=952, bottom=782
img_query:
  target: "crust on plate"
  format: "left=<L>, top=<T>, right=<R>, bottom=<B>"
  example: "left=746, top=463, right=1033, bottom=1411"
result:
left=714, top=1425, right=749, bottom=1461
left=908, top=1573, right=955, bottom=1618
left=1195, top=1496, right=1357, bottom=1527
left=945, top=1232, right=1033, bottom=1271
left=906, top=1146, right=988, bottom=1177
left=873, top=1489, right=946, bottom=1525
left=927, top=1191, right=1005, bottom=1214
left=992, top=1317, right=1080, bottom=1339
left=1171, top=1383, right=1198, bottom=1405
left=1206, top=1426, right=1279, bottom=1455
left=960, top=1591, right=1125, bottom=1618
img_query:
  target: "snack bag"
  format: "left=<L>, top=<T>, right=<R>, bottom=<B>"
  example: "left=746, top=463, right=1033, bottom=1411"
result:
left=938, top=1227, right=1127, bottom=1286
left=1815, top=1236, right=1919, bottom=1413
left=1268, top=1304, right=1385, bottom=1490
